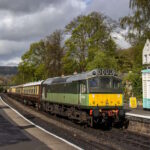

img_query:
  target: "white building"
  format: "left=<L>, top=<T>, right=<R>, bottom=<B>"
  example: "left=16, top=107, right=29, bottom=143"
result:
left=142, top=69, right=150, bottom=108
left=143, top=39, right=150, bottom=65
left=142, top=39, right=150, bottom=109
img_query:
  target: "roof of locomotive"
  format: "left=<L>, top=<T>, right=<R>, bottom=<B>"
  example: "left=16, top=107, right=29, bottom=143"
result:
left=43, top=76, right=70, bottom=85
left=43, top=69, right=118, bottom=85
left=23, top=80, right=43, bottom=87
left=66, top=69, right=117, bottom=83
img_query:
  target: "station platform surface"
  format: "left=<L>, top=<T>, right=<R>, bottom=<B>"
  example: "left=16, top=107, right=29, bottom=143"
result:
left=0, top=98, right=79, bottom=150
left=125, top=104, right=150, bottom=119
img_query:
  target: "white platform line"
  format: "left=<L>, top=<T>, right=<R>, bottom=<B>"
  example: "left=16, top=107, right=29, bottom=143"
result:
left=126, top=112, right=150, bottom=119
left=0, top=96, right=83, bottom=150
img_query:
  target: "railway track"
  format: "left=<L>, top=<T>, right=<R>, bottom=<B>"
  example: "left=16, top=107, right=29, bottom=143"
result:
left=1, top=93, right=150, bottom=150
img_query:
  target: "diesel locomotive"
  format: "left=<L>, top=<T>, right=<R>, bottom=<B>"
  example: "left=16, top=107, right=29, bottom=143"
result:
left=7, top=69, right=129, bottom=128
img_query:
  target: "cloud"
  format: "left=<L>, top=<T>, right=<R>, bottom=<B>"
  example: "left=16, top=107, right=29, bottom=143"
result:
left=86, top=0, right=130, bottom=20
left=0, top=0, right=86, bottom=66
left=0, top=0, right=130, bottom=66
left=0, top=40, right=28, bottom=55
left=111, top=32, right=131, bottom=49
left=0, top=40, right=30, bottom=66
left=0, top=57, right=21, bottom=66
left=0, top=0, right=86, bottom=41
left=0, top=0, right=60, bottom=15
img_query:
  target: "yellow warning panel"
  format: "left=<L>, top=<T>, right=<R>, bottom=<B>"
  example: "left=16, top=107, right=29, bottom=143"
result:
left=129, top=97, right=137, bottom=108
left=89, top=94, right=123, bottom=107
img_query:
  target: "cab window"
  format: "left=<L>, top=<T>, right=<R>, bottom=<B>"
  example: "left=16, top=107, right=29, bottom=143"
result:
left=101, top=77, right=111, bottom=89
left=89, top=77, right=99, bottom=87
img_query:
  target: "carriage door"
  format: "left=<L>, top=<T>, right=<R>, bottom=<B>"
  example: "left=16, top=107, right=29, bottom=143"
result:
left=79, top=80, right=87, bottom=105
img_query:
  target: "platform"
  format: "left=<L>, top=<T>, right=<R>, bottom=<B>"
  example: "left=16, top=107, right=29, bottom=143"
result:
left=0, top=97, right=80, bottom=150
left=125, top=104, right=150, bottom=120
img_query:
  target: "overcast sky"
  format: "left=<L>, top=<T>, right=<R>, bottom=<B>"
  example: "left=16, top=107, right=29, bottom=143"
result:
left=0, top=0, right=130, bottom=66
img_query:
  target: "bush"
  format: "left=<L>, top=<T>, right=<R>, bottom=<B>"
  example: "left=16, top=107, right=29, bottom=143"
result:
left=123, top=70, right=142, bottom=101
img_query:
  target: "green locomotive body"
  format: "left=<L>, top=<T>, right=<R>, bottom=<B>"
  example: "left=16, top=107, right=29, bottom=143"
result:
left=42, top=69, right=122, bottom=107
left=41, top=69, right=128, bottom=127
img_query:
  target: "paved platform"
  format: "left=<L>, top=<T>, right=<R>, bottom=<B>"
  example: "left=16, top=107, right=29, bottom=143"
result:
left=0, top=98, right=80, bottom=150
left=0, top=106, right=50, bottom=150
left=125, top=104, right=150, bottom=119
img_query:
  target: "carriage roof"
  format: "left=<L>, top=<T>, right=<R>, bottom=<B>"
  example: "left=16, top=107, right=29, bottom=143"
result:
left=23, top=80, right=43, bottom=87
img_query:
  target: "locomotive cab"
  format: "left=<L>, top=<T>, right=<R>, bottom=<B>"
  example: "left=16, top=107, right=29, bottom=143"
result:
left=88, top=76, right=123, bottom=107
left=82, top=69, right=128, bottom=128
